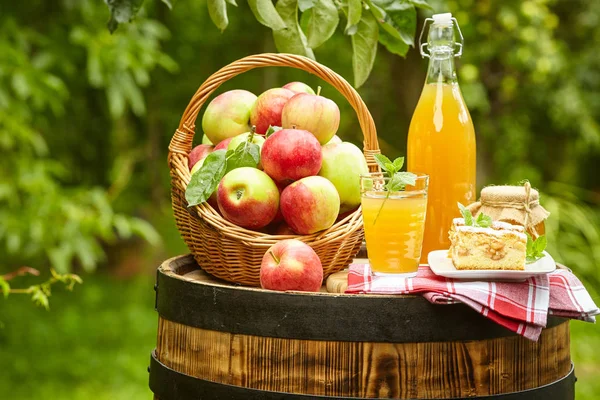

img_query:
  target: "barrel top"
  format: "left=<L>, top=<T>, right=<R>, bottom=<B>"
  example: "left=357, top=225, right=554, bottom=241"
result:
left=155, top=254, right=565, bottom=342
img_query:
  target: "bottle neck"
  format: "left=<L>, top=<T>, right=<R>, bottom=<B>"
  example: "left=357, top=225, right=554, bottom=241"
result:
left=425, top=49, right=457, bottom=85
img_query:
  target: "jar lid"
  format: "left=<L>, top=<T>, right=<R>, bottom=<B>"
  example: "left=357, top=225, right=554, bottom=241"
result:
left=467, top=183, right=550, bottom=230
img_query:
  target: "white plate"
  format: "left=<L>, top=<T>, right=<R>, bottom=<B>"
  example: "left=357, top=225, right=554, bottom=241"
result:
left=427, top=250, right=556, bottom=281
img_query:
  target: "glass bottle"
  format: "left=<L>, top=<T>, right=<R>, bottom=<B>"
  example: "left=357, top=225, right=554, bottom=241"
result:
left=407, top=13, right=476, bottom=263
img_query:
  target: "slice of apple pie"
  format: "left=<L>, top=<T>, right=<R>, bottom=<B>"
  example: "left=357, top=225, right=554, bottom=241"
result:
left=449, top=218, right=527, bottom=270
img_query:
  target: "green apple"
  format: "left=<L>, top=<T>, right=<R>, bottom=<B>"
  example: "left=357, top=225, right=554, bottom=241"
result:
left=325, top=135, right=342, bottom=145
left=201, top=134, right=213, bottom=145
left=201, top=90, right=257, bottom=144
left=227, top=132, right=266, bottom=153
left=319, top=142, right=368, bottom=213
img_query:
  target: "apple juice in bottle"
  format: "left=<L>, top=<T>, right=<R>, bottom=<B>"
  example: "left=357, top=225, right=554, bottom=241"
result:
left=407, top=13, right=476, bottom=262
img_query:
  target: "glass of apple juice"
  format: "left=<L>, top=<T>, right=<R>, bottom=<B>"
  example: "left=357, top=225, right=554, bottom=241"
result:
left=360, top=173, right=429, bottom=277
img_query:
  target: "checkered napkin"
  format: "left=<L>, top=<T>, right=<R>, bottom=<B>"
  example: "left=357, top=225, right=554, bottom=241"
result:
left=346, top=263, right=599, bottom=341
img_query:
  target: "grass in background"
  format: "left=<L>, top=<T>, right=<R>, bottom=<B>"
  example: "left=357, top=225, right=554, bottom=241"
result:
left=0, top=274, right=598, bottom=399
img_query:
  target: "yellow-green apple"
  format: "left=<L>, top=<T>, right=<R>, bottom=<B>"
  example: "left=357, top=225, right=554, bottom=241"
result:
left=188, top=144, right=214, bottom=171
left=250, top=88, right=295, bottom=134
left=281, top=93, right=340, bottom=144
left=261, top=129, right=322, bottom=183
left=325, top=135, right=342, bottom=145
left=227, top=132, right=266, bottom=152
left=280, top=176, right=340, bottom=234
left=214, top=137, right=233, bottom=151
left=260, top=239, right=323, bottom=292
left=319, top=142, right=368, bottom=214
left=217, top=167, right=279, bottom=230
left=201, top=134, right=213, bottom=145
left=201, top=90, right=257, bottom=144
left=282, top=82, right=315, bottom=95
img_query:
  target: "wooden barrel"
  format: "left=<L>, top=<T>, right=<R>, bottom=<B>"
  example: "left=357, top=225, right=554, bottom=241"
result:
left=149, top=255, right=575, bottom=399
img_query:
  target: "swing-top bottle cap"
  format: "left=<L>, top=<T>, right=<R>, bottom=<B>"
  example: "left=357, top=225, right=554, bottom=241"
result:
left=432, top=13, right=453, bottom=25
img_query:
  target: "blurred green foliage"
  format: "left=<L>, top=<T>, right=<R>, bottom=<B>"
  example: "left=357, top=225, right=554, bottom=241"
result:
left=1, top=0, right=599, bottom=398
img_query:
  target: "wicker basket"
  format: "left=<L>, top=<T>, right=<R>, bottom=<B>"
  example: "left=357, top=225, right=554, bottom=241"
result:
left=168, top=53, right=381, bottom=286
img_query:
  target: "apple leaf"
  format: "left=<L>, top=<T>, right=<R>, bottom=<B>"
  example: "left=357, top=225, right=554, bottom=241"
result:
left=408, top=0, right=433, bottom=10
left=226, top=0, right=238, bottom=5
left=370, top=0, right=416, bottom=46
left=226, top=141, right=260, bottom=172
left=305, top=0, right=339, bottom=49
left=265, top=125, right=282, bottom=138
left=298, top=0, right=315, bottom=12
left=104, top=0, right=145, bottom=33
left=208, top=0, right=229, bottom=32
left=378, top=28, right=410, bottom=57
left=186, top=150, right=227, bottom=206
left=249, top=0, right=286, bottom=30
left=160, top=0, right=173, bottom=9
left=274, top=0, right=316, bottom=59
left=345, top=0, right=362, bottom=35
left=352, top=11, right=378, bottom=88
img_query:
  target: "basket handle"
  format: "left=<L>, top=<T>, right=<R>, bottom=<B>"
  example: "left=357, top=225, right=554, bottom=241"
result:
left=168, top=53, right=381, bottom=169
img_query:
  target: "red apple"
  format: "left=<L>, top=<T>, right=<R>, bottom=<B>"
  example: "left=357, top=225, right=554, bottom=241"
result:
left=214, top=137, right=233, bottom=151
left=273, top=223, right=296, bottom=235
left=282, top=82, right=315, bottom=95
left=261, top=129, right=322, bottom=183
left=280, top=176, right=340, bottom=234
left=250, top=88, right=295, bottom=134
left=188, top=144, right=214, bottom=171
left=281, top=93, right=340, bottom=145
left=202, top=90, right=257, bottom=144
left=217, top=167, right=279, bottom=230
left=260, top=239, right=323, bottom=292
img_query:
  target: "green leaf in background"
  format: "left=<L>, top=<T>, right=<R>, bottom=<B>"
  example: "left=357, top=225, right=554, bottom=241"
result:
left=226, top=0, right=238, bottom=5
left=0, top=277, right=9, bottom=299
left=378, top=28, right=410, bottom=56
left=161, top=0, right=173, bottom=9
left=345, top=0, right=362, bottom=35
left=305, top=0, right=339, bottom=49
left=185, top=150, right=228, bottom=206
left=369, top=0, right=416, bottom=46
left=274, top=0, right=315, bottom=59
left=249, top=0, right=286, bottom=30
left=208, top=0, right=229, bottom=32
left=352, top=11, right=378, bottom=88
left=408, top=0, right=433, bottom=10
left=298, top=0, right=315, bottom=12
left=104, top=0, right=145, bottom=33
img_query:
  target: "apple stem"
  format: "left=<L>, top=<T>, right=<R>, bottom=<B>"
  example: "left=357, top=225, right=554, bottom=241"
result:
left=316, top=86, right=322, bottom=96
left=269, top=250, right=280, bottom=264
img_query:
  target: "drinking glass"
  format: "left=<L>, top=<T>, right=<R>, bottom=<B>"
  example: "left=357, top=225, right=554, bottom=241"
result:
left=360, top=173, right=429, bottom=277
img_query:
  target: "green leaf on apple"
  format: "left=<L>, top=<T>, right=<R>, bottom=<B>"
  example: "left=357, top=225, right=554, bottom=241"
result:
left=265, top=125, right=282, bottom=138
left=186, top=150, right=228, bottom=206
left=274, top=0, right=316, bottom=60
left=304, top=0, right=339, bottom=49
left=207, top=0, right=229, bottom=32
left=352, top=11, right=379, bottom=88
left=226, top=141, right=261, bottom=172
left=248, top=0, right=286, bottom=30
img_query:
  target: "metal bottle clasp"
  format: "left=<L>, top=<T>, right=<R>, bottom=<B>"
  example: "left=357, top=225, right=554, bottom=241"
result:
left=419, top=16, right=465, bottom=58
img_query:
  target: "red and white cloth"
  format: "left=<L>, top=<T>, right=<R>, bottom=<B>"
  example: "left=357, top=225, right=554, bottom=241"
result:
left=346, top=263, right=599, bottom=341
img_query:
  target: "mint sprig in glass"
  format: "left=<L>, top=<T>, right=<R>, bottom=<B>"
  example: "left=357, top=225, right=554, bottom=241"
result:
left=360, top=154, right=428, bottom=277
